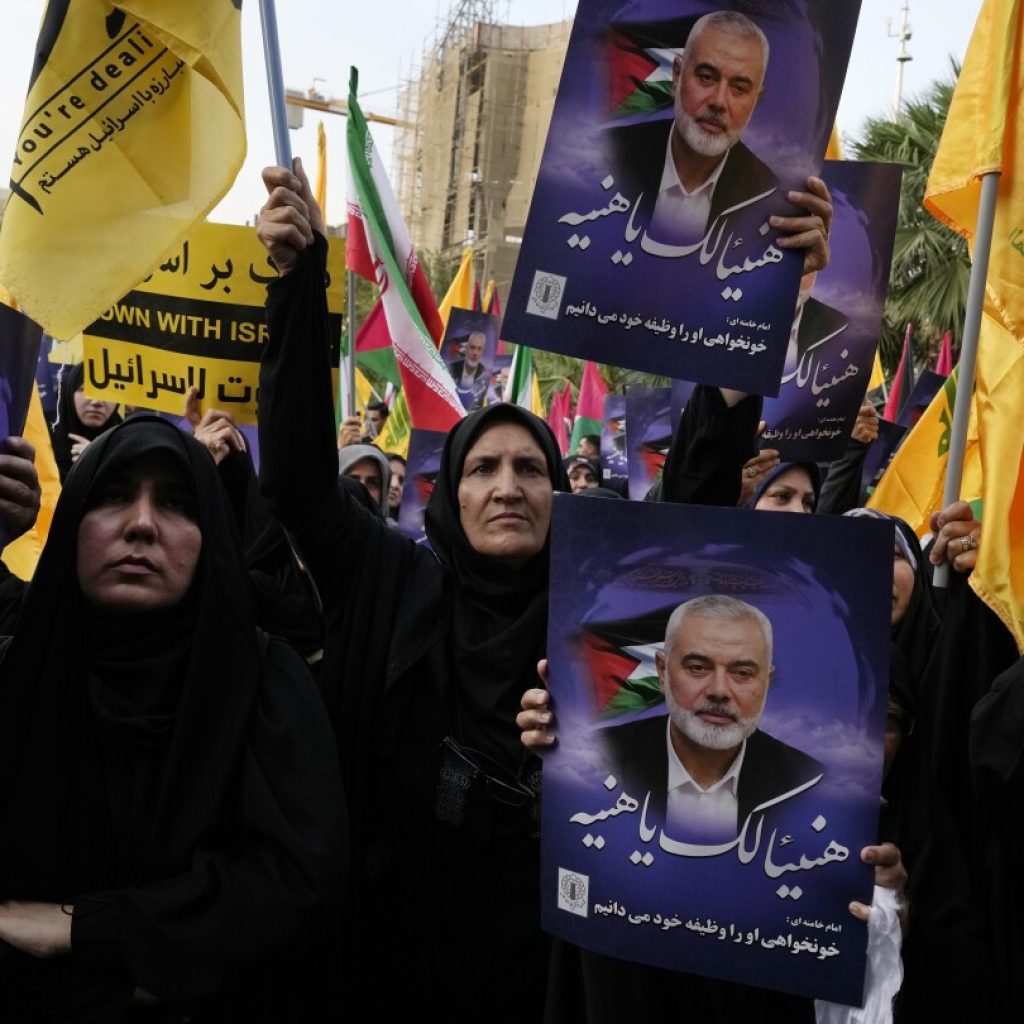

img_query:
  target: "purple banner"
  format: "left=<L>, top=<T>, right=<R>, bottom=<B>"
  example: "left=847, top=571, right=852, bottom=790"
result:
left=504, top=0, right=861, bottom=393
left=542, top=496, right=893, bottom=1004
left=1, top=304, right=44, bottom=444
left=601, top=393, right=629, bottom=489
left=397, top=428, right=447, bottom=542
left=760, top=161, right=902, bottom=461
left=626, top=385, right=671, bottom=499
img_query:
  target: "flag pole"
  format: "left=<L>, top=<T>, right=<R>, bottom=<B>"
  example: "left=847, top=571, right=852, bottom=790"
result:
left=258, top=0, right=293, bottom=168
left=932, top=170, right=1000, bottom=588
left=347, top=270, right=358, bottom=417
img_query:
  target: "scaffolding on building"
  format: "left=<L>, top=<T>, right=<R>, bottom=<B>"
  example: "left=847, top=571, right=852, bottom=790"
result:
left=393, top=0, right=571, bottom=298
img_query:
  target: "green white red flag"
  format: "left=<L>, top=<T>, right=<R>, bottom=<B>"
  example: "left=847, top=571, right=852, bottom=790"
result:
left=569, top=361, right=610, bottom=452
left=346, top=68, right=461, bottom=432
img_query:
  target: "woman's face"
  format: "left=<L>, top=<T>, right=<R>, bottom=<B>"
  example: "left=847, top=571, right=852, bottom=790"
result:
left=73, top=387, right=118, bottom=429
left=457, top=422, right=553, bottom=568
left=76, top=452, right=202, bottom=612
left=754, top=466, right=816, bottom=514
left=892, top=545, right=916, bottom=626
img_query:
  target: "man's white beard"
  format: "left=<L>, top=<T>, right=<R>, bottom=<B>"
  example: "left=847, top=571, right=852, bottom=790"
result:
left=665, top=689, right=759, bottom=751
left=677, top=109, right=739, bottom=160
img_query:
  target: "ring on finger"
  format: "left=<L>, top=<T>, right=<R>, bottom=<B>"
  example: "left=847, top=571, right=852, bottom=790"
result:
left=961, top=534, right=977, bottom=553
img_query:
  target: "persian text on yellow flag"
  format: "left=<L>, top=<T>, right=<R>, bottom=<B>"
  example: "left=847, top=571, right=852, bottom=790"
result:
left=0, top=1, right=245, bottom=341
left=82, top=221, right=346, bottom=425
left=920, top=0, right=1024, bottom=651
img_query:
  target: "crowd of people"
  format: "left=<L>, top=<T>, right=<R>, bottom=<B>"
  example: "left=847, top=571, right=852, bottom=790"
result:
left=0, top=155, right=1019, bottom=1024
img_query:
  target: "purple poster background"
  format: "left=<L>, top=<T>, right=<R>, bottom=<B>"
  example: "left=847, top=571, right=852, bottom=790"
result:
left=442, top=308, right=502, bottom=411
left=760, top=161, right=902, bottom=461
left=0, top=304, right=44, bottom=445
left=669, top=378, right=697, bottom=430
left=626, top=386, right=671, bottom=499
left=541, top=496, right=892, bottom=1005
left=601, top=393, right=629, bottom=488
left=860, top=418, right=908, bottom=499
left=398, top=428, right=447, bottom=542
left=504, top=0, right=862, bottom=393
left=896, top=370, right=945, bottom=429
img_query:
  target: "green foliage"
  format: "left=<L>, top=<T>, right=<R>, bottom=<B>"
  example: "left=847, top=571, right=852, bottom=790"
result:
left=849, top=63, right=970, bottom=372
left=532, top=349, right=669, bottom=409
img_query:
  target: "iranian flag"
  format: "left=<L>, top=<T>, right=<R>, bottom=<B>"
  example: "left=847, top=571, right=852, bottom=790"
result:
left=605, top=24, right=688, bottom=119
left=346, top=68, right=461, bottom=432
left=569, top=361, right=610, bottom=452
left=503, top=343, right=543, bottom=416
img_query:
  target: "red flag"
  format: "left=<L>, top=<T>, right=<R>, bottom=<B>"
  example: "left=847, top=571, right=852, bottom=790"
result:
left=935, top=330, right=955, bottom=376
left=548, top=382, right=574, bottom=454
left=884, top=325, right=914, bottom=421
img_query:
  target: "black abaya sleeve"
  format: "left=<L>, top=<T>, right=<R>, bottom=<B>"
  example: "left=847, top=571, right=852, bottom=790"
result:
left=0, top=561, right=26, bottom=635
left=258, top=234, right=342, bottom=528
left=648, top=385, right=761, bottom=506
left=816, top=437, right=871, bottom=515
left=68, top=638, right=347, bottom=1016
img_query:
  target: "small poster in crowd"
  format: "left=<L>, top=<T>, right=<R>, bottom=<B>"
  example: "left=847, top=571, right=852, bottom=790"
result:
left=397, top=428, right=448, bottom=543
left=860, top=418, right=908, bottom=499
left=0, top=304, right=44, bottom=447
left=503, top=0, right=861, bottom=393
left=669, top=378, right=697, bottom=430
left=759, top=161, right=901, bottom=461
left=896, top=371, right=946, bottom=429
left=81, top=222, right=345, bottom=424
left=541, top=496, right=892, bottom=1005
left=601, top=393, right=629, bottom=491
left=626, top=386, right=672, bottom=499
left=441, top=308, right=503, bottom=411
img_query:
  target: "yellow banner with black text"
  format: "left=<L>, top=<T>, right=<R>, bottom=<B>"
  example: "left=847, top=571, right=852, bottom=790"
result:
left=82, top=221, right=345, bottom=423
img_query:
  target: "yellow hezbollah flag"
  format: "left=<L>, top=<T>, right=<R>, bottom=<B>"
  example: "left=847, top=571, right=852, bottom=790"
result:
left=825, top=125, right=843, bottom=161
left=0, top=1, right=245, bottom=341
left=437, top=248, right=473, bottom=329
left=374, top=391, right=411, bottom=458
left=919, top=0, right=1024, bottom=650
left=869, top=367, right=981, bottom=532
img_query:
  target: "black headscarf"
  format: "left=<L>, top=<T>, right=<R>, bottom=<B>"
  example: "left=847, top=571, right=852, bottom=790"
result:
left=49, top=362, right=123, bottom=482
left=0, top=416, right=258, bottom=896
left=745, top=460, right=822, bottom=511
left=424, top=404, right=569, bottom=765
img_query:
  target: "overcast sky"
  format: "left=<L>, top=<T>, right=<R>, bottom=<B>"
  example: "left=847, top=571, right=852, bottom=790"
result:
left=0, top=1, right=982, bottom=226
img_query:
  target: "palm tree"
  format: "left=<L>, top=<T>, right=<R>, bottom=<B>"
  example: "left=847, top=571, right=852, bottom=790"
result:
left=849, top=64, right=970, bottom=372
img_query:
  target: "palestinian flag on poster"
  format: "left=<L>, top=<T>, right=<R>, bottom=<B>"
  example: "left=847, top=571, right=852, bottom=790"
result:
left=346, top=68, right=462, bottom=433
left=604, top=18, right=697, bottom=119
left=569, top=361, right=610, bottom=452
left=577, top=608, right=675, bottom=719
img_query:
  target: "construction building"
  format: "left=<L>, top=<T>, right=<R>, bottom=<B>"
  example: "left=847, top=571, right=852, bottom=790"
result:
left=394, top=1, right=572, bottom=297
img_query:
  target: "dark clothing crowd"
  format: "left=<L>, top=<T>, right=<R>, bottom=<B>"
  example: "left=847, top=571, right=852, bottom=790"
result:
left=0, top=196, right=1020, bottom=1024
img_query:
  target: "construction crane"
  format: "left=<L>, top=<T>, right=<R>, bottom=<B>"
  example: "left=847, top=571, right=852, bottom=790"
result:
left=285, top=86, right=412, bottom=129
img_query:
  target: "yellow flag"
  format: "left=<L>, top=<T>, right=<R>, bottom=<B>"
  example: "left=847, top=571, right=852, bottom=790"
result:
left=315, top=121, right=328, bottom=221
left=868, top=351, right=886, bottom=391
left=2, top=384, right=62, bottom=581
left=437, top=248, right=473, bottom=329
left=374, top=391, right=411, bottom=458
left=825, top=125, right=843, bottom=161
left=355, top=368, right=375, bottom=411
left=918, top=0, right=1024, bottom=651
left=0, top=1, right=245, bottom=341
left=869, top=368, right=980, bottom=529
